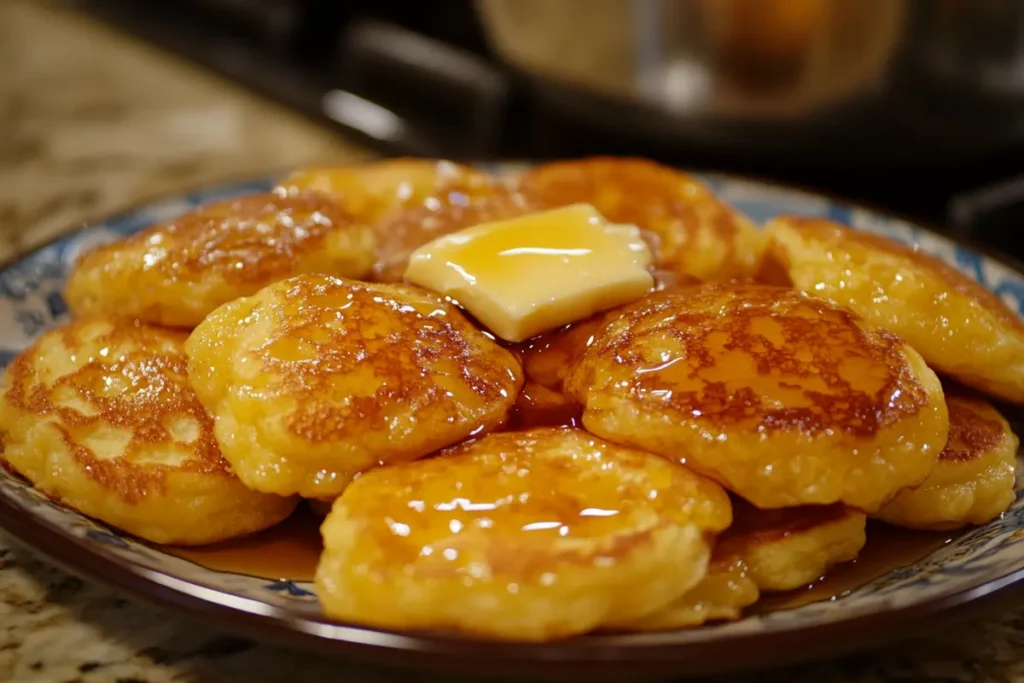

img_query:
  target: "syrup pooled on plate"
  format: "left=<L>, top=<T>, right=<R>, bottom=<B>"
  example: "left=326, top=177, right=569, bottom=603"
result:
left=165, top=505, right=324, bottom=582
left=163, top=506, right=959, bottom=616
left=755, top=521, right=956, bottom=612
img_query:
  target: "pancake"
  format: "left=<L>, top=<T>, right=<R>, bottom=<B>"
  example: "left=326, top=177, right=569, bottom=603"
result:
left=185, top=274, right=523, bottom=499
left=766, top=216, right=1024, bottom=403
left=517, top=157, right=766, bottom=282
left=279, top=159, right=534, bottom=283
left=877, top=389, right=1019, bottom=530
left=626, top=501, right=865, bottom=629
left=623, top=555, right=759, bottom=630
left=369, top=179, right=535, bottom=283
left=64, top=192, right=374, bottom=328
left=0, top=319, right=296, bottom=545
left=716, top=501, right=867, bottom=592
left=276, top=158, right=495, bottom=225
left=564, top=283, right=950, bottom=511
left=315, top=427, right=732, bottom=641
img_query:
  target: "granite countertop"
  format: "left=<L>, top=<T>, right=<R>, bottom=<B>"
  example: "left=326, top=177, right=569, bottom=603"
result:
left=3, top=2, right=1024, bottom=682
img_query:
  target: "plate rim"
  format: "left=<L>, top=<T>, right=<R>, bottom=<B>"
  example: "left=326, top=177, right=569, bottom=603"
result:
left=2, top=167, right=1023, bottom=679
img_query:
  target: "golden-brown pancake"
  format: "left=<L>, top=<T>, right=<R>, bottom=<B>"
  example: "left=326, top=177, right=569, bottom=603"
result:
left=279, top=158, right=535, bottom=283
left=369, top=179, right=536, bottom=283
left=185, top=274, right=523, bottom=499
left=877, top=389, right=1019, bottom=530
left=766, top=216, right=1024, bottom=403
left=564, top=283, right=950, bottom=511
left=626, top=500, right=865, bottom=629
left=64, top=192, right=374, bottom=328
left=276, top=158, right=495, bottom=225
left=517, top=157, right=766, bottom=282
left=716, top=501, right=867, bottom=592
left=0, top=319, right=296, bottom=545
left=623, top=555, right=759, bottom=630
left=315, top=427, right=732, bottom=641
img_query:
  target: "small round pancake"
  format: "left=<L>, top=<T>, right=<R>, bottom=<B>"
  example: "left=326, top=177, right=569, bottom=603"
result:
left=279, top=159, right=534, bottom=282
left=564, top=283, right=950, bottom=511
left=626, top=501, right=866, bottom=630
left=277, top=158, right=495, bottom=225
left=623, top=555, right=759, bottom=630
left=0, top=319, right=296, bottom=545
left=767, top=216, right=1024, bottom=403
left=517, top=157, right=766, bottom=282
left=877, top=389, right=1019, bottom=530
left=370, top=179, right=535, bottom=283
left=65, top=192, right=375, bottom=328
left=716, top=501, right=867, bottom=592
left=315, top=427, right=732, bottom=641
left=185, top=274, right=523, bottom=499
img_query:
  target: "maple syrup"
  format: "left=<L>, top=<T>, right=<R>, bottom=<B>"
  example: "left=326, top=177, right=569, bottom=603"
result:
left=165, top=505, right=959, bottom=617
left=165, top=505, right=324, bottom=582
left=755, top=520, right=956, bottom=612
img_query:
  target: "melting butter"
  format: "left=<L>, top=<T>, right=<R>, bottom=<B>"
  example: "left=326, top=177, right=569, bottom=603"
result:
left=404, top=203, right=654, bottom=342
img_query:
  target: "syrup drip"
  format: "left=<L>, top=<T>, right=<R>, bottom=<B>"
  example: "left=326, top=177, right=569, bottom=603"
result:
left=506, top=382, right=583, bottom=430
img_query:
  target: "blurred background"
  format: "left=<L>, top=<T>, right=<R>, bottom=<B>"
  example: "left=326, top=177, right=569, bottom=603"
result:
left=6, top=0, right=1024, bottom=258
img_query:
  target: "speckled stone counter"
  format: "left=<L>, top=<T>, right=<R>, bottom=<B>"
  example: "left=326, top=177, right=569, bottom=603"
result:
left=4, top=2, right=1024, bottom=682
left=0, top=0, right=371, bottom=263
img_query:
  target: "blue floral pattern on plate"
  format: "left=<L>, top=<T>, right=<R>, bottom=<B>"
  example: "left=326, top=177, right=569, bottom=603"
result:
left=0, top=169, right=1022, bottom=640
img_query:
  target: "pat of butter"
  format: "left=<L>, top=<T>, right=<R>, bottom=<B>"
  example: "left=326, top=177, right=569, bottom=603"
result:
left=404, top=203, right=654, bottom=343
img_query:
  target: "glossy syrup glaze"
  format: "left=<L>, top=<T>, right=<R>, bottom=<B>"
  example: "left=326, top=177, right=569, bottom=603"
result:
left=371, top=179, right=536, bottom=283
left=184, top=274, right=523, bottom=499
left=62, top=191, right=378, bottom=328
left=567, top=284, right=931, bottom=437
left=505, top=313, right=615, bottom=430
left=517, top=157, right=766, bottom=282
left=311, top=428, right=732, bottom=640
left=323, top=428, right=730, bottom=582
left=561, top=283, right=949, bottom=511
left=168, top=505, right=957, bottom=617
left=166, top=505, right=325, bottom=582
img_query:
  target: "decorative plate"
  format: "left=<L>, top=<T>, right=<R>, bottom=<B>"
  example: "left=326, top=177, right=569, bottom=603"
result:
left=1, top=168, right=1023, bottom=680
